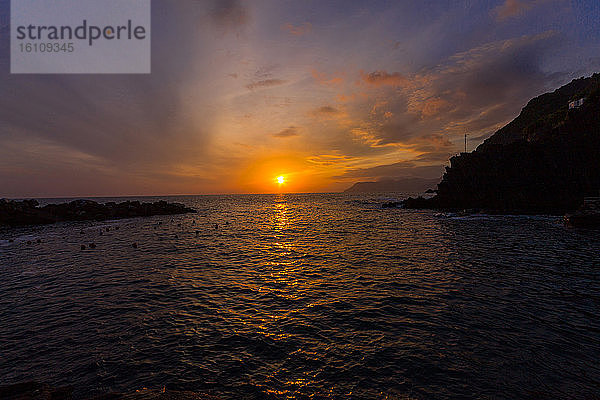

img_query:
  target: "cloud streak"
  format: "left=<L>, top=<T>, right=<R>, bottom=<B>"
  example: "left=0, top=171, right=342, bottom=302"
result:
left=272, top=126, right=300, bottom=138
left=246, top=79, right=287, bottom=90
left=282, top=22, right=312, bottom=36
left=360, top=70, right=409, bottom=87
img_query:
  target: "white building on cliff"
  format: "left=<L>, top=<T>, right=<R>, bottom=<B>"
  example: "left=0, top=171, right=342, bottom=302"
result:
left=569, top=98, right=585, bottom=109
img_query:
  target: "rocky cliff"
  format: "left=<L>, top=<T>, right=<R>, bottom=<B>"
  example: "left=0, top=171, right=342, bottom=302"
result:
left=404, top=73, right=600, bottom=214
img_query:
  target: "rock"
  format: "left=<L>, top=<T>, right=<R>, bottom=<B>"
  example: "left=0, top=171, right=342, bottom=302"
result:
left=0, top=381, right=72, bottom=400
left=403, top=196, right=439, bottom=209
left=564, top=196, right=600, bottom=227
left=0, top=200, right=196, bottom=227
left=0, top=382, right=218, bottom=400
left=564, top=212, right=600, bottom=227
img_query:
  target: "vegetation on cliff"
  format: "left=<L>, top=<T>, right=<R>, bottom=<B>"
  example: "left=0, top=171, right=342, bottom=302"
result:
left=404, top=73, right=600, bottom=214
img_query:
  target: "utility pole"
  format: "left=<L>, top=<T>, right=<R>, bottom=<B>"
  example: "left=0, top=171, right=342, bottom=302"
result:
left=464, top=133, right=468, bottom=153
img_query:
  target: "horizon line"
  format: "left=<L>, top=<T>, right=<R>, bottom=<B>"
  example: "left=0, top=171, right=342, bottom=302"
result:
left=2, top=191, right=353, bottom=200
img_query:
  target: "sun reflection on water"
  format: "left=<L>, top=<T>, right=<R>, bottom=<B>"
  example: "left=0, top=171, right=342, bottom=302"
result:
left=273, top=194, right=289, bottom=232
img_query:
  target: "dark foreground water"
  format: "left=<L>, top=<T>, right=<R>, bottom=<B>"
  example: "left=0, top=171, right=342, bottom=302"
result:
left=1, top=194, right=599, bottom=399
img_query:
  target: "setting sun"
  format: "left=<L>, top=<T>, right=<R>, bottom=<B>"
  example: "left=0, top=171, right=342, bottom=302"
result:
left=276, top=175, right=285, bottom=185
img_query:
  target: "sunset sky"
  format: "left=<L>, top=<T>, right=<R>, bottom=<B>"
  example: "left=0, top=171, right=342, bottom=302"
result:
left=0, top=0, right=599, bottom=197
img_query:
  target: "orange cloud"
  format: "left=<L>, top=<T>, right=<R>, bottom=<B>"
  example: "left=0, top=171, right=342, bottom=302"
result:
left=312, top=69, right=344, bottom=87
left=336, top=92, right=368, bottom=102
left=492, top=0, right=562, bottom=21
left=420, top=97, right=452, bottom=118
left=494, top=0, right=532, bottom=20
left=246, top=79, right=287, bottom=90
left=282, top=22, right=312, bottom=36
left=359, top=70, right=409, bottom=87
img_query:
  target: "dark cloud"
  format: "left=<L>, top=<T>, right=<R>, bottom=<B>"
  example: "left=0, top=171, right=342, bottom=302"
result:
left=426, top=32, right=564, bottom=133
left=209, top=0, right=249, bottom=30
left=374, top=122, right=416, bottom=145
left=272, top=126, right=300, bottom=138
left=317, top=106, right=340, bottom=114
left=246, top=79, right=287, bottom=90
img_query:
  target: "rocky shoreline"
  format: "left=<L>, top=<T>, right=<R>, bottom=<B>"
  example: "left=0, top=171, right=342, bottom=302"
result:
left=0, top=199, right=196, bottom=226
left=0, top=381, right=217, bottom=400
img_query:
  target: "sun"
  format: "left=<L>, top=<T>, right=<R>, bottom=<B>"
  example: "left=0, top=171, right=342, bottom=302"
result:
left=276, top=175, right=285, bottom=185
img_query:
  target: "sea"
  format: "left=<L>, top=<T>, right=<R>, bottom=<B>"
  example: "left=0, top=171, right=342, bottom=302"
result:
left=0, top=193, right=599, bottom=399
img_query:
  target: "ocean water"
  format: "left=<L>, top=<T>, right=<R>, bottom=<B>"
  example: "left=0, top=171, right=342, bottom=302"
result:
left=0, top=193, right=599, bottom=399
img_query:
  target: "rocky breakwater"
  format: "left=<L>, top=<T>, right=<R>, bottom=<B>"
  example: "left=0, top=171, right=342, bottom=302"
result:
left=0, top=198, right=196, bottom=226
left=0, top=381, right=217, bottom=400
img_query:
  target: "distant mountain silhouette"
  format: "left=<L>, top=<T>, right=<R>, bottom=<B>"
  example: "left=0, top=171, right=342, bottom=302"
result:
left=404, top=73, right=600, bottom=214
left=344, top=177, right=439, bottom=193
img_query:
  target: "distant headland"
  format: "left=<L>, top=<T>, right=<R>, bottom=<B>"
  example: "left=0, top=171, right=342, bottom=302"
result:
left=344, top=177, right=439, bottom=193
left=0, top=199, right=196, bottom=226
left=404, top=73, right=600, bottom=214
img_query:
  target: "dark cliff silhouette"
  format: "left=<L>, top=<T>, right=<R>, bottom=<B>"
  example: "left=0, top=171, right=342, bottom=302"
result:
left=404, top=73, right=600, bottom=214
